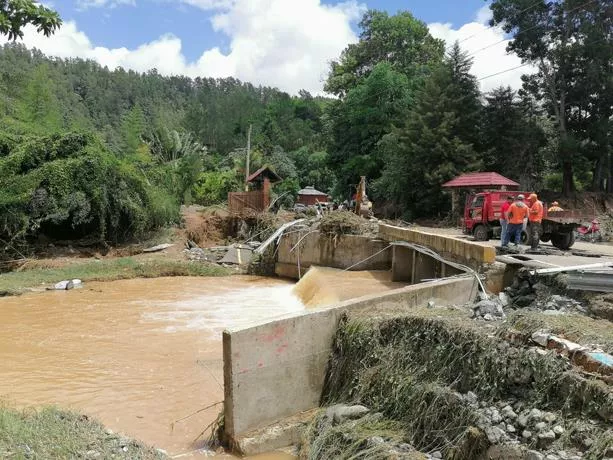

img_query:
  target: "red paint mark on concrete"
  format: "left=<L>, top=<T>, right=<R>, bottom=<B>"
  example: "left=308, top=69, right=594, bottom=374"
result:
left=276, top=342, right=289, bottom=354
left=238, top=368, right=249, bottom=374
left=260, top=325, right=286, bottom=343
left=257, top=361, right=264, bottom=368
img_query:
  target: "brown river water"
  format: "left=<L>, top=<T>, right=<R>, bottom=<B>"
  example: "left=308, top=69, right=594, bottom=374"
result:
left=0, top=270, right=403, bottom=458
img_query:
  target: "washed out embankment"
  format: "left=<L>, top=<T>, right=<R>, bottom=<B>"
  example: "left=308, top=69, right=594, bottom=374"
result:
left=301, top=310, right=613, bottom=459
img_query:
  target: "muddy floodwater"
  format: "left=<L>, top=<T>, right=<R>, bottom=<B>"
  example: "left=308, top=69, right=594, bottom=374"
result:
left=0, top=270, right=404, bottom=458
left=0, top=276, right=304, bottom=458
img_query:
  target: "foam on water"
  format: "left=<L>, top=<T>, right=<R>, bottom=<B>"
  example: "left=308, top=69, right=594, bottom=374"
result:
left=139, top=284, right=305, bottom=334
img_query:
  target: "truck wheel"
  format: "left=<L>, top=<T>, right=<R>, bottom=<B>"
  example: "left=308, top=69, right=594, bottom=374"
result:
left=552, top=232, right=575, bottom=250
left=540, top=233, right=551, bottom=243
left=521, top=227, right=532, bottom=245
left=473, top=225, right=489, bottom=241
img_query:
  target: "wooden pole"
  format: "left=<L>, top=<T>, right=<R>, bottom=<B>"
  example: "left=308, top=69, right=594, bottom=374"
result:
left=244, top=124, right=252, bottom=192
left=355, top=176, right=365, bottom=215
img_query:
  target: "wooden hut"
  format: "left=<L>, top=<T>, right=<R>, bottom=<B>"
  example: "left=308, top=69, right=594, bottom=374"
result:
left=297, top=186, right=329, bottom=206
left=228, top=166, right=282, bottom=214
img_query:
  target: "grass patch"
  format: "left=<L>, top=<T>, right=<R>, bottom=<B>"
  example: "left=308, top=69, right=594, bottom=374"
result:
left=0, top=257, right=234, bottom=295
left=0, top=406, right=165, bottom=459
left=300, top=412, right=422, bottom=460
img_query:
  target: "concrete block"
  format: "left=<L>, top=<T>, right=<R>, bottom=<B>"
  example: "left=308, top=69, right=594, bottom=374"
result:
left=223, top=276, right=478, bottom=444
left=379, top=224, right=496, bottom=268
left=276, top=233, right=391, bottom=279
left=391, top=245, right=414, bottom=282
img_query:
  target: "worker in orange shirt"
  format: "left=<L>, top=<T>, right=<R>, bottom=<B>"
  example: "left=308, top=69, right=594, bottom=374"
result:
left=502, top=195, right=529, bottom=247
left=528, top=193, right=544, bottom=250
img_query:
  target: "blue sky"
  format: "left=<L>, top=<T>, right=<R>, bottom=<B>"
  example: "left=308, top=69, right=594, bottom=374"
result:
left=10, top=0, right=527, bottom=94
left=52, top=0, right=487, bottom=61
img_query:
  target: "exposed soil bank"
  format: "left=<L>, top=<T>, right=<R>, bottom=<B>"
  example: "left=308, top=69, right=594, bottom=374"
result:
left=0, top=276, right=303, bottom=458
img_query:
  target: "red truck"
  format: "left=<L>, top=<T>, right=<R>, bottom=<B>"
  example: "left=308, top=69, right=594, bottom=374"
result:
left=463, top=191, right=583, bottom=250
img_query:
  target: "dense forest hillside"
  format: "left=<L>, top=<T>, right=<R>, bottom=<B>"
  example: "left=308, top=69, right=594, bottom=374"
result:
left=0, top=0, right=611, bottom=252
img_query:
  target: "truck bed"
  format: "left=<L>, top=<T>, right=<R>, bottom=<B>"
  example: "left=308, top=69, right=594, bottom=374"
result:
left=544, top=210, right=593, bottom=225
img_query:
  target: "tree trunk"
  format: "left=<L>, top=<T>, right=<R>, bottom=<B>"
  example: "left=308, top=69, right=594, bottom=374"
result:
left=562, top=160, right=574, bottom=196
left=592, top=158, right=603, bottom=192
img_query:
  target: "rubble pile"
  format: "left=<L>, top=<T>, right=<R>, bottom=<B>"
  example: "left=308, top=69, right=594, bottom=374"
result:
left=472, top=298, right=506, bottom=321
left=467, top=395, right=597, bottom=460
left=183, top=242, right=261, bottom=266
left=502, top=269, right=587, bottom=315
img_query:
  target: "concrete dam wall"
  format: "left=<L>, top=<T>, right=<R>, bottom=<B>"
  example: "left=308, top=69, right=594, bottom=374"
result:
left=275, top=233, right=391, bottom=279
left=222, top=276, right=479, bottom=453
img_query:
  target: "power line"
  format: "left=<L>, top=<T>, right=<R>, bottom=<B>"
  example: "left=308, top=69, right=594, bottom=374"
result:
left=477, top=63, right=532, bottom=81
left=465, top=0, right=598, bottom=58
left=476, top=36, right=606, bottom=82
left=458, top=0, right=544, bottom=45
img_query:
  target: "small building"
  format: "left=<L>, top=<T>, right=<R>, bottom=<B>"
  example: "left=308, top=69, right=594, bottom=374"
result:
left=442, top=172, right=520, bottom=214
left=228, top=166, right=282, bottom=214
left=297, top=186, right=329, bottom=206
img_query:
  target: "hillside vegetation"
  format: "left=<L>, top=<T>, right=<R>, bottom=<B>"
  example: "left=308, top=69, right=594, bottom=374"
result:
left=0, top=1, right=610, bottom=254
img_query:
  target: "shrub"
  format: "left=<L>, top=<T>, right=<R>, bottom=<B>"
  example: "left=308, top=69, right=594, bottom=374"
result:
left=0, top=132, right=179, bottom=253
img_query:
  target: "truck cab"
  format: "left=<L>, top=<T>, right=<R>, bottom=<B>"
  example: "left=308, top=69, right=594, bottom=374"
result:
left=463, top=191, right=508, bottom=241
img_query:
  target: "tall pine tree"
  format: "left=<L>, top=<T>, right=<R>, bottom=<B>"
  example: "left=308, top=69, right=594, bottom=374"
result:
left=376, top=43, right=482, bottom=218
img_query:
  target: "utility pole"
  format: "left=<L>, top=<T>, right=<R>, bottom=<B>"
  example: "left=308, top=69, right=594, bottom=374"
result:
left=245, top=124, right=252, bottom=192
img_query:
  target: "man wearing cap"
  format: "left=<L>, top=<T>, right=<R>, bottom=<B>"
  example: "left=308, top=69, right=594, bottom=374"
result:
left=548, top=201, right=563, bottom=212
left=502, top=195, right=529, bottom=247
left=528, top=193, right=544, bottom=250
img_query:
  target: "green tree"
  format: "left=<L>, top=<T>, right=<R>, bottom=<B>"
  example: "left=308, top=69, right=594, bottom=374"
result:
left=20, top=63, right=62, bottom=132
left=120, top=105, right=145, bottom=156
left=194, top=169, right=239, bottom=205
left=327, top=63, right=412, bottom=199
left=481, top=87, right=547, bottom=189
left=375, top=53, right=482, bottom=218
left=490, top=0, right=613, bottom=195
left=325, top=10, right=444, bottom=97
left=0, top=0, right=61, bottom=40
left=290, top=146, right=335, bottom=193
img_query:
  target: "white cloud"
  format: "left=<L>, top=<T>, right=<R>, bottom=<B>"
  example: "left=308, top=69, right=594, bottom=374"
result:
left=76, top=0, right=135, bottom=8
left=3, top=2, right=533, bottom=95
left=2, top=0, right=363, bottom=95
left=177, top=0, right=234, bottom=9
left=428, top=6, right=536, bottom=93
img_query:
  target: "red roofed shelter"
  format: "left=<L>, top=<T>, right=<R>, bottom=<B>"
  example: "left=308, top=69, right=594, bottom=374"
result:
left=442, top=172, right=519, bottom=214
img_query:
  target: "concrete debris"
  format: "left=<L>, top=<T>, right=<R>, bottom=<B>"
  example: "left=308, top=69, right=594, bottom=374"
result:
left=503, top=269, right=588, bottom=315
left=325, top=404, right=370, bottom=425
left=220, top=245, right=253, bottom=265
left=529, top=330, right=613, bottom=376
left=142, top=243, right=174, bottom=253
left=184, top=242, right=257, bottom=266
left=52, top=279, right=82, bottom=290
left=472, top=298, right=505, bottom=321
left=485, top=426, right=506, bottom=444
left=498, top=292, right=511, bottom=307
